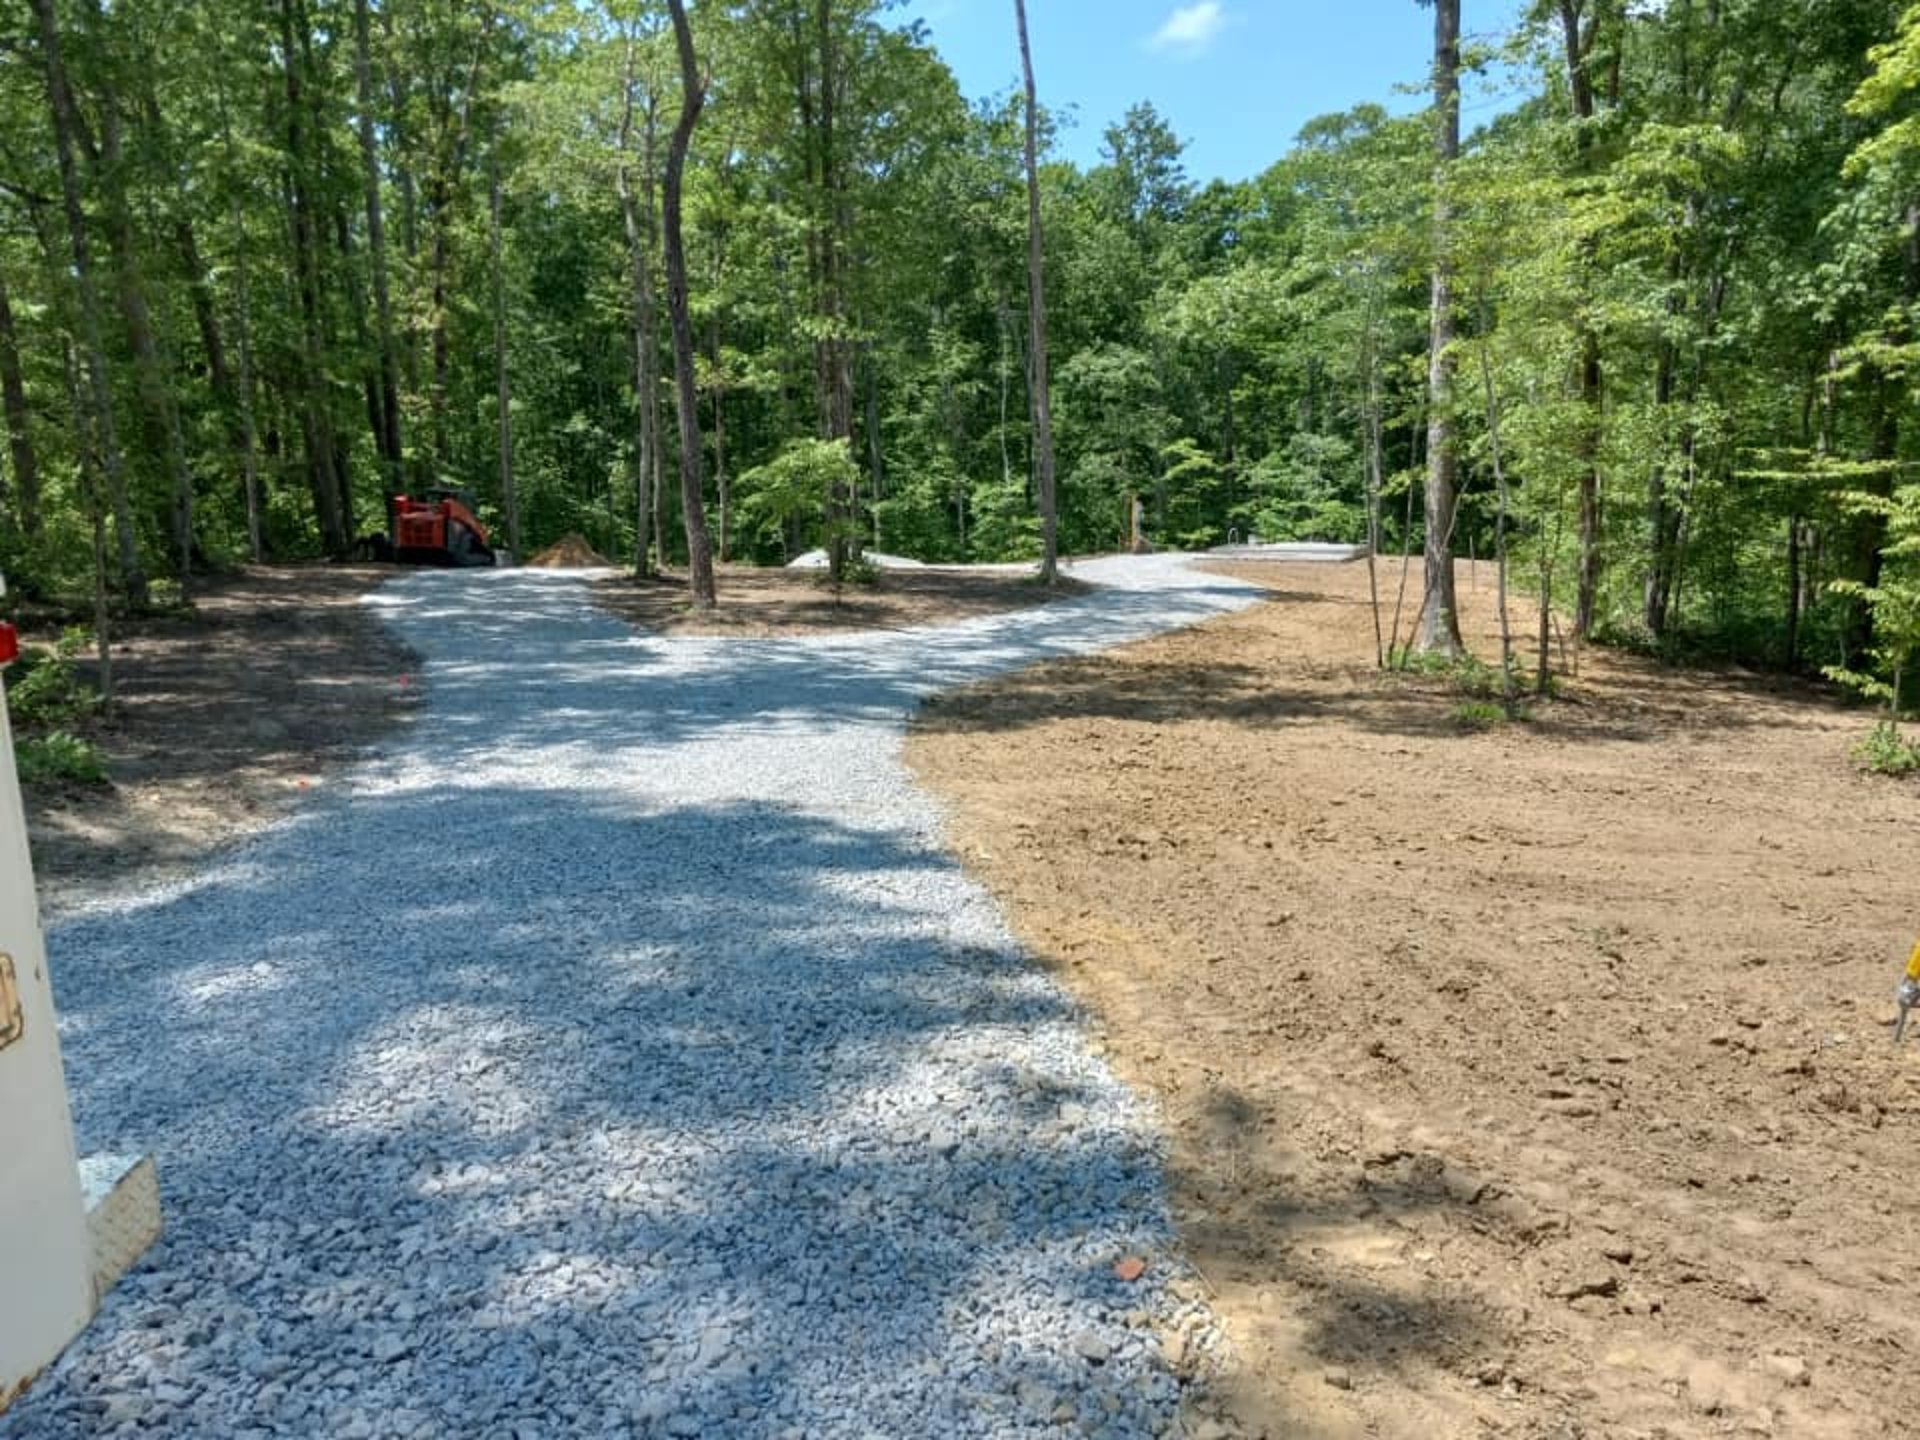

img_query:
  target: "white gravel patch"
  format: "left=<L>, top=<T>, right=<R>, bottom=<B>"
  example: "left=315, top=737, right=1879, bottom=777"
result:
left=4, top=555, right=1263, bottom=1439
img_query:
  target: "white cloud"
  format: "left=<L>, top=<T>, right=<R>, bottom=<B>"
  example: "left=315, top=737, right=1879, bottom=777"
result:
left=1147, top=2, right=1228, bottom=57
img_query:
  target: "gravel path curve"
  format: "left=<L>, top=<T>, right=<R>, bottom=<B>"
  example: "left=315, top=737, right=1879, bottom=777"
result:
left=3, top=556, right=1263, bottom=1439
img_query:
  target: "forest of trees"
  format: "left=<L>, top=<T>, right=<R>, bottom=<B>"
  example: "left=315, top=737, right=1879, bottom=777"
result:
left=2, top=0, right=1920, bottom=699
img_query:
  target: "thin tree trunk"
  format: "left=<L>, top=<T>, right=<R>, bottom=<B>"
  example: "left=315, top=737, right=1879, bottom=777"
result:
left=997, top=300, right=1013, bottom=492
left=31, top=0, right=145, bottom=608
left=1478, top=334, right=1516, bottom=706
left=812, top=0, right=857, bottom=582
left=215, top=73, right=267, bottom=562
left=1644, top=302, right=1681, bottom=635
left=490, top=145, right=520, bottom=561
left=381, top=7, right=422, bottom=449
left=615, top=24, right=656, bottom=576
left=1418, top=0, right=1464, bottom=656
left=86, top=5, right=196, bottom=586
left=280, top=0, right=348, bottom=554
left=644, top=96, right=668, bottom=564
left=335, top=204, right=387, bottom=481
left=1560, top=0, right=1606, bottom=639
left=864, top=342, right=884, bottom=546
left=0, top=271, right=41, bottom=535
left=355, top=0, right=404, bottom=494
left=1538, top=478, right=1567, bottom=696
left=1387, top=413, right=1424, bottom=664
left=1014, top=0, right=1059, bottom=583
left=1784, top=514, right=1803, bottom=670
left=1575, top=330, right=1602, bottom=635
left=664, top=0, right=716, bottom=609
left=62, top=338, right=114, bottom=705
left=711, top=309, right=730, bottom=562
left=424, top=13, right=492, bottom=478
left=1360, top=303, right=1385, bottom=668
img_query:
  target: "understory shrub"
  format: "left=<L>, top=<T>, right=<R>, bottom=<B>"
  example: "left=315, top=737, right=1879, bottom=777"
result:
left=16, top=730, right=110, bottom=786
left=1852, top=720, right=1920, bottom=776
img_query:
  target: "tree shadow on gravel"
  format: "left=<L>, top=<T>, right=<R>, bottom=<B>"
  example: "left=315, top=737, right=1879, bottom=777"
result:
left=13, top=789, right=1192, bottom=1438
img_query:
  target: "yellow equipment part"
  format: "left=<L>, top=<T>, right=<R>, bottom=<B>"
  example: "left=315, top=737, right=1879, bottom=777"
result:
left=1909, top=941, right=1920, bottom=983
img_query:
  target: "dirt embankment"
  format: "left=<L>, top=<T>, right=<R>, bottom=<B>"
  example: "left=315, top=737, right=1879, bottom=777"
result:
left=594, top=564, right=1087, bottom=637
left=17, top=566, right=416, bottom=915
left=907, top=557, right=1920, bottom=1439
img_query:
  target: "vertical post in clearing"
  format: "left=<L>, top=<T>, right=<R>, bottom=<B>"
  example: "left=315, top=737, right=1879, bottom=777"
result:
left=0, top=586, right=159, bottom=1415
left=0, top=614, right=95, bottom=1406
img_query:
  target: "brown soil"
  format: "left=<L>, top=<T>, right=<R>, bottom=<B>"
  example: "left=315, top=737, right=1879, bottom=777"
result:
left=527, top=533, right=615, bottom=568
left=905, top=557, right=1920, bottom=1440
left=17, top=566, right=416, bottom=916
left=594, top=563, right=1088, bottom=636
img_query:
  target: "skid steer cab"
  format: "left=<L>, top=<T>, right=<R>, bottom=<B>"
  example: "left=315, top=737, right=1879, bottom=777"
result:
left=390, top=488, right=497, bottom=567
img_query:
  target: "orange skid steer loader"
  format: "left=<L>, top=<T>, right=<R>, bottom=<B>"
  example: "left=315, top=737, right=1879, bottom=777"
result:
left=388, top=489, right=497, bottom=567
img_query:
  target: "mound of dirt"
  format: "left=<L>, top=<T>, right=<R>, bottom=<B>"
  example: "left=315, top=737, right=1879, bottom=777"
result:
left=526, top=534, right=614, bottom=569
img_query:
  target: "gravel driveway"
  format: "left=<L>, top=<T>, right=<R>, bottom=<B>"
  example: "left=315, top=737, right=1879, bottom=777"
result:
left=4, top=556, right=1262, bottom=1439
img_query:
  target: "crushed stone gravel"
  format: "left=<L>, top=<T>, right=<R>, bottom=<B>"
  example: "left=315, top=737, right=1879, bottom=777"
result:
left=3, top=555, right=1262, bottom=1439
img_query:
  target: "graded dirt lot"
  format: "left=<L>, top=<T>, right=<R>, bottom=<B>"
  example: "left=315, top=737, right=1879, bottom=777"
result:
left=16, top=567, right=417, bottom=914
left=594, top=563, right=1086, bottom=636
left=906, top=557, right=1920, bottom=1439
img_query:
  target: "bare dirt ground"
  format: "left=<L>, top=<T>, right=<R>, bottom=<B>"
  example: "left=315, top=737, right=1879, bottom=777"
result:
left=594, top=563, right=1087, bottom=636
left=906, top=557, right=1920, bottom=1440
left=16, top=566, right=417, bottom=915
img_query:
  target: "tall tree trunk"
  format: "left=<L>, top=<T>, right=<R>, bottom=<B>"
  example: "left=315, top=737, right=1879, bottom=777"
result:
left=615, top=23, right=658, bottom=575
left=280, top=0, right=348, bottom=554
left=1015, top=0, right=1060, bottom=584
left=1359, top=289, right=1385, bottom=667
left=60, top=337, right=115, bottom=704
left=334, top=204, right=389, bottom=479
left=381, top=7, right=422, bottom=450
left=1784, top=514, right=1803, bottom=671
left=1560, top=0, right=1607, bottom=639
left=664, top=0, right=717, bottom=609
left=30, top=0, right=145, bottom=607
left=809, top=0, right=857, bottom=581
left=864, top=342, right=884, bottom=545
left=0, top=271, right=42, bottom=535
left=215, top=74, right=267, bottom=562
left=424, top=14, right=491, bottom=478
left=355, top=0, right=404, bottom=495
left=711, top=307, right=730, bottom=562
left=88, top=13, right=197, bottom=585
left=489, top=145, right=521, bottom=561
left=1478, top=328, right=1517, bottom=705
left=1844, top=204, right=1917, bottom=667
left=645, top=97, right=668, bottom=564
left=135, top=78, right=241, bottom=507
left=1417, top=0, right=1464, bottom=656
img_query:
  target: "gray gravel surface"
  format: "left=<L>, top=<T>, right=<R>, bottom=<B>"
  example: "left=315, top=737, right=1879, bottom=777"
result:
left=3, top=555, right=1262, bottom=1439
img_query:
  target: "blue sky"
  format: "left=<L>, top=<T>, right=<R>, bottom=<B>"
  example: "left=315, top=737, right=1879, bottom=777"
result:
left=907, top=0, right=1529, bottom=184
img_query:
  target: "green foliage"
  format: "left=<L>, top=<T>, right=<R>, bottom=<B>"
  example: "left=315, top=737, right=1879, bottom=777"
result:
left=16, top=731, right=110, bottom=787
left=1241, top=434, right=1366, bottom=544
left=6, top=636, right=101, bottom=731
left=1391, top=646, right=1516, bottom=703
left=1852, top=720, right=1920, bottom=775
left=737, top=438, right=865, bottom=557
left=0, top=0, right=1915, bottom=704
left=1454, top=700, right=1520, bottom=730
